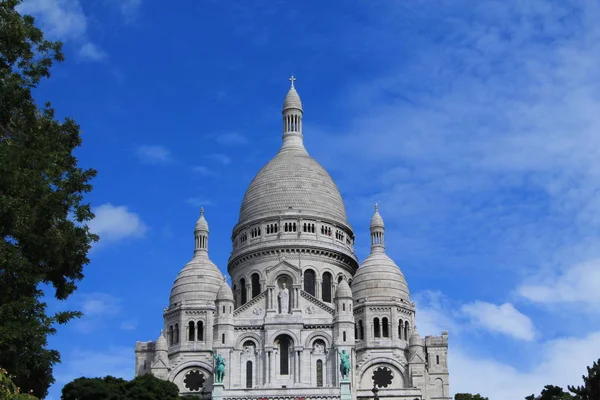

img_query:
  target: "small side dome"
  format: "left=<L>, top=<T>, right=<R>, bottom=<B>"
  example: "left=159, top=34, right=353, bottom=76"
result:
left=217, top=281, right=234, bottom=302
left=409, top=327, right=423, bottom=346
left=352, top=252, right=410, bottom=302
left=155, top=330, right=168, bottom=352
left=335, top=279, right=352, bottom=299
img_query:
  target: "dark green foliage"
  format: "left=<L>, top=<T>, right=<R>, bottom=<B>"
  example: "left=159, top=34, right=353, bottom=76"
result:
left=526, top=385, right=574, bottom=400
left=569, top=359, right=600, bottom=400
left=0, top=0, right=97, bottom=397
left=61, top=374, right=192, bottom=400
left=455, top=394, right=489, bottom=400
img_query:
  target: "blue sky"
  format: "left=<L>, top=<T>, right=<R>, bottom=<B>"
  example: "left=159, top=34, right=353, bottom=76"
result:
left=16, top=0, right=600, bottom=399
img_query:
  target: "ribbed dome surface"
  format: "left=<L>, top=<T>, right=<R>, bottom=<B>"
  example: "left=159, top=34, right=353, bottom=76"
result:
left=335, top=279, right=352, bottom=298
left=238, top=150, right=348, bottom=225
left=283, top=86, right=302, bottom=110
left=217, top=282, right=234, bottom=301
left=352, top=252, right=410, bottom=302
left=169, top=254, right=225, bottom=305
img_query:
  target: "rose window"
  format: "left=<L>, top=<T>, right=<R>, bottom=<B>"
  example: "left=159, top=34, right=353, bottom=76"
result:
left=184, top=370, right=205, bottom=391
left=372, top=366, right=394, bottom=388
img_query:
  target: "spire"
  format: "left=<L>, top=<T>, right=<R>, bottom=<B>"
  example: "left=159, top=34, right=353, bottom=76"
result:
left=194, top=208, right=209, bottom=255
left=281, top=75, right=305, bottom=153
left=370, top=203, right=385, bottom=253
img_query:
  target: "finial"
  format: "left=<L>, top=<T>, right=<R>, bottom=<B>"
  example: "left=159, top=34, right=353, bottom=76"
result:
left=200, top=207, right=204, bottom=216
left=289, top=74, right=296, bottom=88
left=375, top=202, right=379, bottom=213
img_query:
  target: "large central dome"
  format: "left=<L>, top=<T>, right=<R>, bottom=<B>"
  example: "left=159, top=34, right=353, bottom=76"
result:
left=238, top=150, right=348, bottom=225
left=236, top=79, right=348, bottom=227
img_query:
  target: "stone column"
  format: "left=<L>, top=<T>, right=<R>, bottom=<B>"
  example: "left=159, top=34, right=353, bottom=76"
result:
left=316, top=278, right=322, bottom=299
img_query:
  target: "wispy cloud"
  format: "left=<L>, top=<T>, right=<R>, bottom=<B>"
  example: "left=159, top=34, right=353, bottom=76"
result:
left=135, top=145, right=173, bottom=164
left=79, top=42, right=107, bottom=61
left=107, top=0, right=142, bottom=21
left=185, top=198, right=214, bottom=208
left=215, top=132, right=248, bottom=146
left=18, top=0, right=106, bottom=61
left=119, top=320, right=138, bottom=331
left=518, top=259, right=600, bottom=312
left=89, top=203, right=147, bottom=244
left=53, top=347, right=133, bottom=385
left=461, top=301, right=535, bottom=341
left=80, top=293, right=121, bottom=316
left=191, top=165, right=217, bottom=177
left=207, top=153, right=231, bottom=165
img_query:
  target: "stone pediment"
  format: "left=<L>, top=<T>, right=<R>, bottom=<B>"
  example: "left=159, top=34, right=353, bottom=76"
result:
left=234, top=291, right=267, bottom=318
left=409, top=352, right=426, bottom=364
left=301, top=290, right=334, bottom=316
left=265, top=260, right=301, bottom=283
left=151, top=357, right=168, bottom=369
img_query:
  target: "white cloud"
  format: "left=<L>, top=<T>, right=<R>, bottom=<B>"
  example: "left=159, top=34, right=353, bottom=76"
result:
left=79, top=42, right=107, bottom=61
left=119, top=320, right=138, bottom=331
left=518, top=259, right=600, bottom=311
left=112, top=0, right=142, bottom=20
left=18, top=0, right=106, bottom=61
left=450, top=331, right=600, bottom=399
left=80, top=293, right=121, bottom=316
left=215, top=132, right=248, bottom=146
left=461, top=301, right=535, bottom=341
left=53, top=347, right=133, bottom=385
left=191, top=165, right=217, bottom=176
left=185, top=198, right=214, bottom=208
left=89, top=203, right=147, bottom=243
left=135, top=145, right=173, bottom=164
left=416, top=290, right=600, bottom=398
left=207, top=153, right=231, bottom=165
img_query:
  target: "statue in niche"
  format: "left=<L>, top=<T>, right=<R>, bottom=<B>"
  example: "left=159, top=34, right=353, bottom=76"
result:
left=313, top=340, right=324, bottom=354
left=278, top=282, right=289, bottom=314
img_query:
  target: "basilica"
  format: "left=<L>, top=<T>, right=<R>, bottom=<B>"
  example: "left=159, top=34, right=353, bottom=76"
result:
left=135, top=79, right=451, bottom=400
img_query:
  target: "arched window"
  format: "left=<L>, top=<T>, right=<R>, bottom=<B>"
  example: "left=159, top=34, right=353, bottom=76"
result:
left=382, top=317, right=389, bottom=337
left=404, top=321, right=409, bottom=339
left=174, top=324, right=179, bottom=344
left=398, top=319, right=403, bottom=339
left=359, top=320, right=364, bottom=340
left=188, top=321, right=195, bottom=341
left=222, top=333, right=225, bottom=344
left=343, top=331, right=347, bottom=342
left=278, top=336, right=290, bottom=375
left=322, top=272, right=332, bottom=302
left=338, top=275, right=344, bottom=284
left=374, top=318, right=380, bottom=338
left=436, top=355, right=440, bottom=365
left=233, top=284, right=237, bottom=307
left=240, top=278, right=247, bottom=305
left=168, top=325, right=173, bottom=345
left=342, top=303, right=346, bottom=311
left=246, top=361, right=253, bottom=388
left=354, top=323, right=358, bottom=339
left=304, top=269, right=316, bottom=296
left=197, top=321, right=204, bottom=341
left=316, top=360, right=323, bottom=387
left=251, top=273, right=260, bottom=298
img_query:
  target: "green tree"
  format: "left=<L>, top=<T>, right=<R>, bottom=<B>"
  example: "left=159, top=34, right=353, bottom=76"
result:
left=526, top=385, right=575, bottom=400
left=569, top=359, right=600, bottom=400
left=0, top=367, right=39, bottom=399
left=0, top=0, right=97, bottom=397
left=61, top=374, right=195, bottom=400
left=455, top=394, right=489, bottom=400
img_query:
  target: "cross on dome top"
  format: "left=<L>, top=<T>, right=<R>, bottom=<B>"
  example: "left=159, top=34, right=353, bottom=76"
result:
left=289, top=75, right=296, bottom=88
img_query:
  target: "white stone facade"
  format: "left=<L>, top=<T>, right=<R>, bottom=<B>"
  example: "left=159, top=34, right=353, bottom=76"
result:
left=135, top=78, right=451, bottom=400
